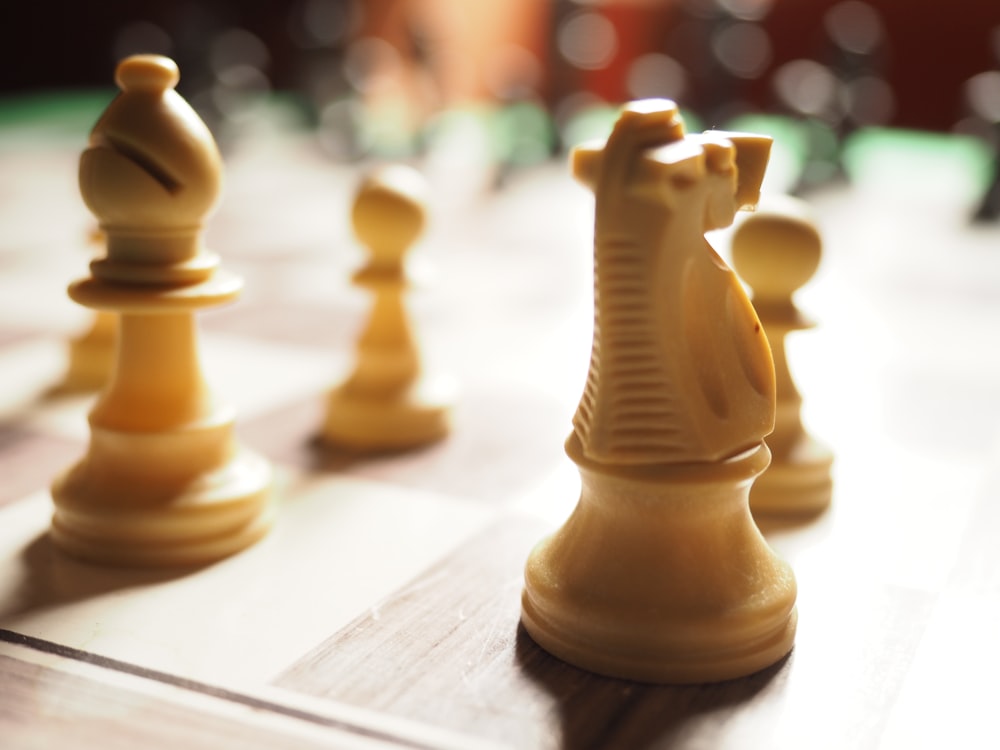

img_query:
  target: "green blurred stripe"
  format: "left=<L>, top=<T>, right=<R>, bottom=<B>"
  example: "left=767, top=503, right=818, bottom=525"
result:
left=0, top=89, right=114, bottom=133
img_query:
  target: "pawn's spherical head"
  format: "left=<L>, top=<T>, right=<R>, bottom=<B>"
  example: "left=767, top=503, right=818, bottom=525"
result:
left=115, top=55, right=180, bottom=94
left=352, top=165, right=428, bottom=263
left=731, top=195, right=822, bottom=301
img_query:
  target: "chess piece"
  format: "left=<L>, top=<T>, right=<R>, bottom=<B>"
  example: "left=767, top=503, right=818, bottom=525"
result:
left=64, top=311, right=117, bottom=392
left=61, top=229, right=118, bottom=392
left=51, top=55, right=273, bottom=567
left=974, top=150, right=1000, bottom=222
left=321, top=165, right=453, bottom=450
left=731, top=195, right=833, bottom=515
left=521, top=100, right=797, bottom=683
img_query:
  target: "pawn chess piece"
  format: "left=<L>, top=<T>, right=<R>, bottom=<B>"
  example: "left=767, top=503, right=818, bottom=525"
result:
left=62, top=229, right=117, bottom=392
left=64, top=311, right=117, bottom=392
left=731, top=195, right=833, bottom=515
left=521, top=100, right=797, bottom=683
left=321, top=165, right=453, bottom=450
left=51, top=55, right=273, bottom=566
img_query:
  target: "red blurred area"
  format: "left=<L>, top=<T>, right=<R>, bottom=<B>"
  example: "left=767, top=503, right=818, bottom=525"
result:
left=2, top=0, right=996, bottom=132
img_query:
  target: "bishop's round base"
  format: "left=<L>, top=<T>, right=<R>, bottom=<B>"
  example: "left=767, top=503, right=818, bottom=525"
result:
left=321, top=378, right=453, bottom=452
left=521, top=439, right=797, bottom=684
left=50, top=448, right=273, bottom=567
left=750, top=435, right=833, bottom=516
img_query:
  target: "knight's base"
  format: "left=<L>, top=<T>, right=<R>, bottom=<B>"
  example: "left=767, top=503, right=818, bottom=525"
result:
left=321, top=379, right=453, bottom=452
left=51, top=448, right=273, bottom=567
left=522, top=439, right=797, bottom=684
left=750, top=434, right=833, bottom=516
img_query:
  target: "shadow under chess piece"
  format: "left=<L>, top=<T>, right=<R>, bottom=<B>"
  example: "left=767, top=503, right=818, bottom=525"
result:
left=51, top=55, right=273, bottom=567
left=521, top=100, right=797, bottom=684
left=321, top=165, right=454, bottom=451
left=731, top=196, right=833, bottom=516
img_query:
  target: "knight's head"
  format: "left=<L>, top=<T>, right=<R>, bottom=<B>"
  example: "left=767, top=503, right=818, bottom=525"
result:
left=693, top=132, right=772, bottom=231
left=570, top=98, right=685, bottom=190
left=569, top=99, right=771, bottom=231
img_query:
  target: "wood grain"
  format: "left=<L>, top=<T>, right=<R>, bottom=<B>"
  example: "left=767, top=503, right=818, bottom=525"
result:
left=0, top=650, right=400, bottom=750
left=239, top=385, right=569, bottom=505
left=275, top=510, right=946, bottom=750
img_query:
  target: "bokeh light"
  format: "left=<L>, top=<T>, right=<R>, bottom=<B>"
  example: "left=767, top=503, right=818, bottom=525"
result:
left=717, top=0, right=776, bottom=22
left=845, top=75, right=894, bottom=125
left=824, top=1, right=883, bottom=56
left=209, top=29, right=270, bottom=77
left=966, top=71, right=1000, bottom=123
left=627, top=53, right=687, bottom=101
left=342, top=37, right=402, bottom=94
left=557, top=11, right=618, bottom=71
left=711, top=22, right=771, bottom=79
left=288, top=0, right=358, bottom=49
left=113, top=21, right=172, bottom=60
left=773, top=59, right=839, bottom=117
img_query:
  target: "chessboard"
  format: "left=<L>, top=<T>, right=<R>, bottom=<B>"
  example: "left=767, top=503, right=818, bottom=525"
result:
left=2, top=99, right=1000, bottom=750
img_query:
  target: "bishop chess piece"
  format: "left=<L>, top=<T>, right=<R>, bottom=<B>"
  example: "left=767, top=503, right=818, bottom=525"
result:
left=521, top=100, right=797, bottom=683
left=51, top=55, right=273, bottom=566
left=321, top=165, right=454, bottom=451
left=731, top=196, right=833, bottom=515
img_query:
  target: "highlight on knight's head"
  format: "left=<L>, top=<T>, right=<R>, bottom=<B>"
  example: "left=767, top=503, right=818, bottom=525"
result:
left=710, top=131, right=773, bottom=211
left=617, top=98, right=686, bottom=144
left=569, top=99, right=772, bottom=224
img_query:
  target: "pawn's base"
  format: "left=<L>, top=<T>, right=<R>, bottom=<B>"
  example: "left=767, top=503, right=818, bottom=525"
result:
left=750, top=434, right=833, bottom=516
left=321, top=377, right=453, bottom=452
left=51, top=448, right=273, bottom=567
left=522, top=439, right=797, bottom=684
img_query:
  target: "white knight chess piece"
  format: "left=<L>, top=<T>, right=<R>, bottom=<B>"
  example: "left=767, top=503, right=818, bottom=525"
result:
left=521, top=99, right=797, bottom=683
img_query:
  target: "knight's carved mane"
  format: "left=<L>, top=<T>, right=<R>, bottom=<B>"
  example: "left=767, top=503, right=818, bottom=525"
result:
left=570, top=99, right=774, bottom=466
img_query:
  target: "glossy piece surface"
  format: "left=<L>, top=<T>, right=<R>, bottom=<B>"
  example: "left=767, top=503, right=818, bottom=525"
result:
left=522, top=100, right=796, bottom=683
left=732, top=195, right=834, bottom=515
left=50, top=55, right=272, bottom=566
left=322, top=165, right=454, bottom=451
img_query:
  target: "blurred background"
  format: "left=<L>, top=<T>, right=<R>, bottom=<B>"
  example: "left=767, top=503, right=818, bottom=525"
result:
left=2, top=0, right=1000, bottom=205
